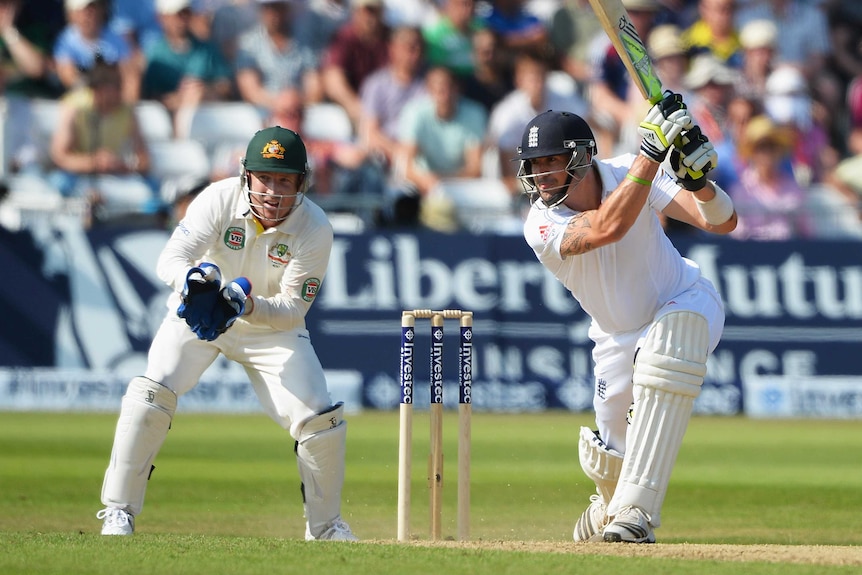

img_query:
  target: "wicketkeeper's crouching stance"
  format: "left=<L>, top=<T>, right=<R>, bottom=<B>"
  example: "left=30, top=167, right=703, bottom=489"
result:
left=97, top=126, right=358, bottom=541
left=518, top=92, right=737, bottom=542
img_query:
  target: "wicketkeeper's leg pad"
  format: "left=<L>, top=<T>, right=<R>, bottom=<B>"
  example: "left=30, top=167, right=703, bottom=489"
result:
left=608, top=311, right=709, bottom=528
left=578, top=426, right=623, bottom=504
left=295, top=402, right=348, bottom=538
left=101, top=377, right=177, bottom=516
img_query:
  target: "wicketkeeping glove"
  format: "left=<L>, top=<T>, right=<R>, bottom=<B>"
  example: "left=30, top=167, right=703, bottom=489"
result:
left=638, top=91, right=692, bottom=163
left=193, top=277, right=252, bottom=342
left=177, top=263, right=222, bottom=332
left=668, top=125, right=717, bottom=191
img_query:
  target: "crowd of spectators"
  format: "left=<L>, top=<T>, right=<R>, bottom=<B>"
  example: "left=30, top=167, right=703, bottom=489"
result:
left=0, top=0, right=860, bottom=238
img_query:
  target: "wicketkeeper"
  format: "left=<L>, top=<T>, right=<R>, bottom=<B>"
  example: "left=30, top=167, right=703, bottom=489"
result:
left=97, top=126, right=358, bottom=541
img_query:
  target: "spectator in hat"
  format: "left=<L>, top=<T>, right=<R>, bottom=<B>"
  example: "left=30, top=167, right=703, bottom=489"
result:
left=824, top=150, right=862, bottom=237
left=763, top=64, right=836, bottom=185
left=684, top=53, right=737, bottom=143
left=736, top=0, right=830, bottom=85
left=685, top=53, right=739, bottom=188
left=235, top=0, right=323, bottom=112
left=729, top=114, right=814, bottom=240
left=54, top=0, right=141, bottom=102
left=736, top=18, right=777, bottom=100
left=736, top=0, right=840, bottom=133
left=647, top=24, right=690, bottom=99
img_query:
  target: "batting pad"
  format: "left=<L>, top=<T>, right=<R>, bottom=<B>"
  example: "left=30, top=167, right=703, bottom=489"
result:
left=101, top=377, right=177, bottom=516
left=578, top=426, right=624, bottom=504
left=296, top=403, right=348, bottom=538
left=608, top=311, right=708, bottom=527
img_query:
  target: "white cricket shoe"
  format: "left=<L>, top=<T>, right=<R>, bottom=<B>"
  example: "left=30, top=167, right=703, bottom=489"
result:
left=573, top=495, right=608, bottom=542
left=96, top=507, right=135, bottom=536
left=305, top=518, right=359, bottom=541
left=603, top=506, right=655, bottom=543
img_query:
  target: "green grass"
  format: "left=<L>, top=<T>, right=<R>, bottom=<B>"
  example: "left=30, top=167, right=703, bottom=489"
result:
left=2, top=411, right=862, bottom=574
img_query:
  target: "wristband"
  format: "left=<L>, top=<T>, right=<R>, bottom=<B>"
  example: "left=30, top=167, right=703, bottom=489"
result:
left=694, top=182, right=734, bottom=225
left=625, top=173, right=652, bottom=186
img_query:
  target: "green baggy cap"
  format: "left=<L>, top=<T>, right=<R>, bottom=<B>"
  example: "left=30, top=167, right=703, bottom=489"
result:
left=243, top=126, right=307, bottom=174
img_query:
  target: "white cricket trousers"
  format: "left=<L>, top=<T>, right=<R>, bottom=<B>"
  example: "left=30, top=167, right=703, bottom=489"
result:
left=588, top=276, right=725, bottom=453
left=146, top=314, right=332, bottom=439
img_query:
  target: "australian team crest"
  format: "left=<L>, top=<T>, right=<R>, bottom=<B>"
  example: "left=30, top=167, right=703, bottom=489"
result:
left=268, top=243, right=291, bottom=267
left=260, top=139, right=286, bottom=159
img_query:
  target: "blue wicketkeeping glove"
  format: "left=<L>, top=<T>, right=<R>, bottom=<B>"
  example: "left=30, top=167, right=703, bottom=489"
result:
left=177, top=263, right=222, bottom=332
left=193, top=277, right=252, bottom=341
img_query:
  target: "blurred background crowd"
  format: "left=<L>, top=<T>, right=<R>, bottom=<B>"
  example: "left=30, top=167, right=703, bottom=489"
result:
left=0, top=0, right=861, bottom=239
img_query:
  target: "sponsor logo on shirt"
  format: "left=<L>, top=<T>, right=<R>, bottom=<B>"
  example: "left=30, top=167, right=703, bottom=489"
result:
left=301, top=278, right=320, bottom=302
left=224, top=227, right=245, bottom=250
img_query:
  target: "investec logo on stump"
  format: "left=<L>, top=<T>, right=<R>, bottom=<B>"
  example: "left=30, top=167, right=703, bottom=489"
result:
left=431, top=326, right=444, bottom=405
left=400, top=324, right=414, bottom=405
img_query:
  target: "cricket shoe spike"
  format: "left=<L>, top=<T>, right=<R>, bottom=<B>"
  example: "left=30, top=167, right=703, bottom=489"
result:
left=573, top=494, right=609, bottom=542
left=603, top=506, right=656, bottom=543
left=97, top=507, right=135, bottom=535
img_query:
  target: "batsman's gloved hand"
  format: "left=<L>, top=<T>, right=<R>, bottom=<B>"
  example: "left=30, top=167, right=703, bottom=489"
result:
left=668, top=125, right=717, bottom=191
left=193, top=277, right=252, bottom=342
left=177, top=262, right=222, bottom=332
left=638, top=91, right=692, bottom=163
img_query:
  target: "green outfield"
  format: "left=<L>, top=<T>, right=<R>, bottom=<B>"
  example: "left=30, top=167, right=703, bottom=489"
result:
left=2, top=410, right=862, bottom=574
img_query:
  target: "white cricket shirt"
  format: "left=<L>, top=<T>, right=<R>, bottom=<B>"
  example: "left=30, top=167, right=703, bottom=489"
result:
left=523, top=155, right=702, bottom=335
left=157, top=176, right=333, bottom=332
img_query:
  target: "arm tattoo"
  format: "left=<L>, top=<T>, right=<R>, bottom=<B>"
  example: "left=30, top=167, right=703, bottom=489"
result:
left=560, top=213, right=594, bottom=255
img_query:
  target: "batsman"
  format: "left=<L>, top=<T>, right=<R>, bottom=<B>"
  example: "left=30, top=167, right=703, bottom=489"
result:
left=96, top=126, right=358, bottom=541
left=517, top=92, right=737, bottom=542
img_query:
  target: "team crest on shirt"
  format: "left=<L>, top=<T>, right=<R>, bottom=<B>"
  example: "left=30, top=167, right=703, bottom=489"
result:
left=268, top=243, right=291, bottom=267
left=301, top=278, right=320, bottom=302
left=260, top=140, right=285, bottom=159
left=224, top=227, right=245, bottom=250
left=538, top=224, right=552, bottom=243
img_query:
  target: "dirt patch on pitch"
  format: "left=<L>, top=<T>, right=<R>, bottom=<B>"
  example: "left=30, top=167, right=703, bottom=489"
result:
left=382, top=540, right=862, bottom=566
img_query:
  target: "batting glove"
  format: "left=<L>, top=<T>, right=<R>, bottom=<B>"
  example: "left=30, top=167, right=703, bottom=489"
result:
left=194, top=277, right=252, bottom=342
left=668, top=126, right=717, bottom=191
left=638, top=91, right=692, bottom=163
left=177, top=262, right=222, bottom=332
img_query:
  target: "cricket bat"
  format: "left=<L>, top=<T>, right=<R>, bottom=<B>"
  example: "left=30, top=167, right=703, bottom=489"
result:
left=587, top=0, right=711, bottom=176
left=586, top=0, right=664, bottom=104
